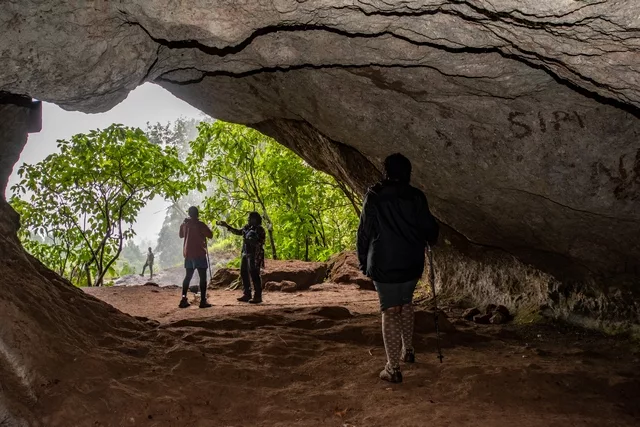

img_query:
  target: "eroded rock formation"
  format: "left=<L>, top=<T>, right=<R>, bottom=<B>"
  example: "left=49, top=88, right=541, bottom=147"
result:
left=1, top=6, right=640, bottom=412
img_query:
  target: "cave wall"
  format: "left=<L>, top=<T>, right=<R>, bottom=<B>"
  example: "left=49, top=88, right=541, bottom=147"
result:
left=1, top=1, right=639, bottom=327
left=0, top=99, right=151, bottom=426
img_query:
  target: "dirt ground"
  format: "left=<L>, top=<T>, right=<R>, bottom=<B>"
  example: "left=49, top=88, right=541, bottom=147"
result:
left=74, top=285, right=640, bottom=427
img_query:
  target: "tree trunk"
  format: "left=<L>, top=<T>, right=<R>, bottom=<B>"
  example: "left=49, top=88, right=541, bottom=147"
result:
left=261, top=210, right=277, bottom=259
left=336, top=180, right=362, bottom=217
left=304, top=236, right=310, bottom=262
left=267, top=227, right=277, bottom=260
left=85, top=263, right=92, bottom=287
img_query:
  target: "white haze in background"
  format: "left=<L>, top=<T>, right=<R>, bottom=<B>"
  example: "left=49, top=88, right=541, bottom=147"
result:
left=6, top=83, right=208, bottom=245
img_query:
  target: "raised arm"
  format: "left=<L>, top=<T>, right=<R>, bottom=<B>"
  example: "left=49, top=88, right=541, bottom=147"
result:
left=218, top=221, right=243, bottom=236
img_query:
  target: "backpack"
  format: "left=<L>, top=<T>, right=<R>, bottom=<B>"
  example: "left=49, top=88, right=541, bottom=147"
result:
left=244, top=228, right=260, bottom=254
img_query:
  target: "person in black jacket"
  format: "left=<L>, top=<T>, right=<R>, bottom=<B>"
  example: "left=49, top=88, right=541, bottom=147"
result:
left=357, top=153, right=439, bottom=383
left=217, top=212, right=266, bottom=304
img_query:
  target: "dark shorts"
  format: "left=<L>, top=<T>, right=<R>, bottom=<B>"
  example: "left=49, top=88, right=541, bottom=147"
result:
left=184, top=257, right=207, bottom=269
left=374, top=279, right=419, bottom=311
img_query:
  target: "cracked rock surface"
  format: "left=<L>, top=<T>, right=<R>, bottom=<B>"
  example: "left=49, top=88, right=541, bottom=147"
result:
left=1, top=1, right=640, bottom=324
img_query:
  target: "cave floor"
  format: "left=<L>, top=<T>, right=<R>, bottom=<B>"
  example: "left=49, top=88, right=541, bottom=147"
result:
left=41, top=285, right=640, bottom=426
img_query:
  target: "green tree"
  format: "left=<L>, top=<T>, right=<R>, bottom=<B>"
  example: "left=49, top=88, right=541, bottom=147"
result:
left=189, top=122, right=279, bottom=258
left=145, top=117, right=202, bottom=159
left=188, top=121, right=360, bottom=262
left=11, top=124, right=190, bottom=286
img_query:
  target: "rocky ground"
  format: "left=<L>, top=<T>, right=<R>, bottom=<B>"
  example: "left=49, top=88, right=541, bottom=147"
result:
left=72, top=284, right=640, bottom=427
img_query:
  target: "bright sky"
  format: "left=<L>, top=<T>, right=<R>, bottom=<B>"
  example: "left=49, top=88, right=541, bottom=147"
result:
left=6, top=83, right=208, bottom=245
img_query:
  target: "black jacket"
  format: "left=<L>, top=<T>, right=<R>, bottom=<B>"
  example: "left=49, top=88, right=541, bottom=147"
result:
left=357, top=180, right=439, bottom=283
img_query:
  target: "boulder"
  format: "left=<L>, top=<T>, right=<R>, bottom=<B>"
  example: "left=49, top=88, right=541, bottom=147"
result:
left=210, top=260, right=326, bottom=290
left=485, top=304, right=498, bottom=315
left=262, top=259, right=327, bottom=291
left=462, top=307, right=481, bottom=321
left=209, top=268, right=240, bottom=289
left=264, top=280, right=298, bottom=293
left=496, top=305, right=511, bottom=318
left=490, top=312, right=508, bottom=325
left=143, top=282, right=159, bottom=287
left=328, top=251, right=375, bottom=291
left=473, top=314, right=493, bottom=325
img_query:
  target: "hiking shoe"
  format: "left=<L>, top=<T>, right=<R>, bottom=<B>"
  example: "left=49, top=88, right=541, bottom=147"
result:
left=199, top=300, right=212, bottom=309
left=178, top=297, right=190, bottom=308
left=237, top=295, right=251, bottom=303
left=403, top=348, right=416, bottom=363
left=249, top=296, right=263, bottom=304
left=379, top=365, right=403, bottom=383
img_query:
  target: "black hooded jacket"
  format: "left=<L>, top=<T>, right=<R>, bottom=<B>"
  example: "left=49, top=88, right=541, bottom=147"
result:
left=357, top=180, right=439, bottom=283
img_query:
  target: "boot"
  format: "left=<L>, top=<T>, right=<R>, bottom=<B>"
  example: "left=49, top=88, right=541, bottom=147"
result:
left=237, top=294, right=251, bottom=302
left=403, top=348, right=416, bottom=363
left=178, top=297, right=190, bottom=308
left=199, top=284, right=210, bottom=308
left=249, top=295, right=262, bottom=304
left=379, top=364, right=403, bottom=383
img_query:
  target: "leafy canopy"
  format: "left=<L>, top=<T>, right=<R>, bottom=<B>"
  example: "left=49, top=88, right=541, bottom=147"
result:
left=188, top=121, right=360, bottom=262
left=11, top=124, right=190, bottom=286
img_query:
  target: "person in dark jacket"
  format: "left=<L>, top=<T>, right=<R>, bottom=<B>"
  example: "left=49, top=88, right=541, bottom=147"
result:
left=179, top=206, right=214, bottom=309
left=217, top=212, right=266, bottom=304
left=357, top=153, right=439, bottom=383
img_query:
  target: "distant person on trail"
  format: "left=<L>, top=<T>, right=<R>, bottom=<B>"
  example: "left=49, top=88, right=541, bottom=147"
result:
left=357, top=153, right=439, bottom=383
left=179, top=206, right=213, bottom=309
left=217, top=212, right=266, bottom=304
left=140, top=247, right=154, bottom=279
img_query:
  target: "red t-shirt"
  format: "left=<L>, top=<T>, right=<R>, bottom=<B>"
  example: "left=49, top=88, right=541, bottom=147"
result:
left=179, top=219, right=213, bottom=259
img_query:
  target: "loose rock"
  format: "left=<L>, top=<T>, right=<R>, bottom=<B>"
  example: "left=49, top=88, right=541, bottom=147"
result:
left=490, top=311, right=507, bottom=325
left=473, top=314, right=492, bottom=324
left=496, top=305, right=511, bottom=317
left=462, top=307, right=481, bottom=321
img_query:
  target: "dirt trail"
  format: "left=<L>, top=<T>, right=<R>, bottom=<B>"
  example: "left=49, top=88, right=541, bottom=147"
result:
left=69, top=285, right=640, bottom=426
left=85, top=283, right=379, bottom=322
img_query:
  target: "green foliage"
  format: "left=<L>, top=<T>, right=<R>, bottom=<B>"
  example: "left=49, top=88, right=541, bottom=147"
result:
left=210, top=235, right=241, bottom=253
left=188, top=121, right=360, bottom=262
left=12, top=118, right=361, bottom=282
left=115, top=240, right=146, bottom=275
left=117, top=262, right=137, bottom=276
left=146, top=117, right=203, bottom=160
left=11, top=124, right=191, bottom=286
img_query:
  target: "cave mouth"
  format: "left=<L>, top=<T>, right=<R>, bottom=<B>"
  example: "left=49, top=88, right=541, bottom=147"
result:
left=5, top=84, right=368, bottom=290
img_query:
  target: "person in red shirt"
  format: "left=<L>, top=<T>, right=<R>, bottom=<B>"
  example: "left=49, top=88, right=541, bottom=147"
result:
left=179, top=206, right=213, bottom=308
